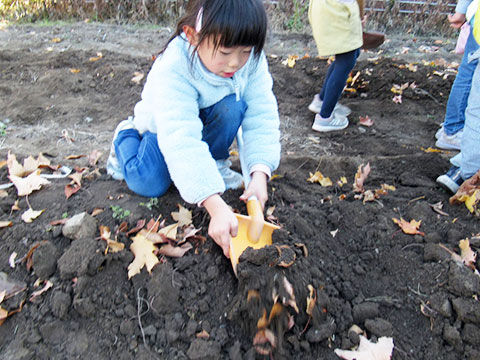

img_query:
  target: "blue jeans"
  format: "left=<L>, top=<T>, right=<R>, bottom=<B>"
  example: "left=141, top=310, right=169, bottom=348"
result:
left=444, top=21, right=479, bottom=135
left=319, top=48, right=360, bottom=118
left=114, top=94, right=247, bottom=197
left=450, top=47, right=480, bottom=179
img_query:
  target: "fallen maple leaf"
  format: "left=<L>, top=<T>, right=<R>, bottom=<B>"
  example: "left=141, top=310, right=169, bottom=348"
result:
left=334, top=335, right=394, bottom=360
left=171, top=204, right=192, bottom=227
left=21, top=208, right=45, bottom=223
left=127, top=233, right=160, bottom=279
left=307, top=171, right=333, bottom=186
left=353, top=163, right=371, bottom=193
left=157, top=242, right=192, bottom=258
left=9, top=170, right=51, bottom=196
left=392, top=217, right=425, bottom=236
left=158, top=223, right=179, bottom=240
left=99, top=225, right=125, bottom=254
left=88, top=150, right=103, bottom=167
left=459, top=238, right=476, bottom=269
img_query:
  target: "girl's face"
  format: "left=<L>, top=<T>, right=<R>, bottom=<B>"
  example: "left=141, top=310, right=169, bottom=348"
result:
left=184, top=26, right=252, bottom=78
left=196, top=38, right=252, bottom=78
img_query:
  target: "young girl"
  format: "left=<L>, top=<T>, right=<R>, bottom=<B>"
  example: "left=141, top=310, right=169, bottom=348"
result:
left=106, top=0, right=280, bottom=258
left=307, top=0, right=363, bottom=132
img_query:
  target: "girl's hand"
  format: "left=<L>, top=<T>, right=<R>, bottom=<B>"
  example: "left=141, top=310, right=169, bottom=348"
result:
left=448, top=13, right=466, bottom=28
left=239, top=171, right=268, bottom=209
left=203, top=194, right=238, bottom=258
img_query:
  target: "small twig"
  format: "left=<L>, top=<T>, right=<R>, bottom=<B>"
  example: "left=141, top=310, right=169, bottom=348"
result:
left=408, top=195, right=425, bottom=205
left=401, top=243, right=424, bottom=251
left=408, top=284, right=427, bottom=297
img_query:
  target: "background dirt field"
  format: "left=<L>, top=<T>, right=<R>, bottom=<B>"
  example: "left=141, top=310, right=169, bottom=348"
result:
left=1, top=22, right=479, bottom=360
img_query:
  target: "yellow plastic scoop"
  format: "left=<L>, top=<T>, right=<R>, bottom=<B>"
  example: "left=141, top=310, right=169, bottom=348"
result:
left=229, top=128, right=280, bottom=275
left=230, top=199, right=280, bottom=275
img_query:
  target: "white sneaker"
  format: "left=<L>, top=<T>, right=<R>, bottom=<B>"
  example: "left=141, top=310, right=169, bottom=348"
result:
left=435, top=129, right=463, bottom=151
left=308, top=94, right=351, bottom=116
left=106, top=118, right=135, bottom=180
left=216, top=159, right=244, bottom=190
left=312, top=113, right=349, bottom=133
left=435, top=125, right=444, bottom=140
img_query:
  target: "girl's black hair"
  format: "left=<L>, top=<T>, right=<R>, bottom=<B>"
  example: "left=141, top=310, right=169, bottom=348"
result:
left=163, top=0, right=267, bottom=58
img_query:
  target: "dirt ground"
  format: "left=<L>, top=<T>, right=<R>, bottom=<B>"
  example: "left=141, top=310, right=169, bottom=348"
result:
left=1, top=22, right=480, bottom=360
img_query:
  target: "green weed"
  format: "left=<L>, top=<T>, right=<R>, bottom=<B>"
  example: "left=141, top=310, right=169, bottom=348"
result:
left=285, top=0, right=308, bottom=32
left=110, top=205, right=131, bottom=219
left=139, top=197, right=159, bottom=210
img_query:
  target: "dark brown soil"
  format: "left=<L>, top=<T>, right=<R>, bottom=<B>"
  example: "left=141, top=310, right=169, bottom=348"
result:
left=1, top=23, right=479, bottom=360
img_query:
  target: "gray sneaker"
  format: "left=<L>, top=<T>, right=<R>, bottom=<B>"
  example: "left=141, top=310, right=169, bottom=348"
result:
left=308, top=94, right=351, bottom=117
left=312, top=113, right=349, bottom=132
left=216, top=159, right=243, bottom=190
left=435, top=129, right=463, bottom=150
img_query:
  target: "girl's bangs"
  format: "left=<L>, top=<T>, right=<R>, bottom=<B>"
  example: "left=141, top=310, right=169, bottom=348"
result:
left=202, top=0, right=266, bottom=55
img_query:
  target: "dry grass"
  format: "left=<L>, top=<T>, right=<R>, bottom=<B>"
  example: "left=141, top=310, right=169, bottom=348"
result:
left=0, top=0, right=458, bottom=36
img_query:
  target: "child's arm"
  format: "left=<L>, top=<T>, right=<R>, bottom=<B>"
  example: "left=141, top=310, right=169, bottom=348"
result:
left=203, top=194, right=238, bottom=258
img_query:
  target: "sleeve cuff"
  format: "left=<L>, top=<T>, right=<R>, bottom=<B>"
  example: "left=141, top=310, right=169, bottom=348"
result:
left=250, top=164, right=272, bottom=179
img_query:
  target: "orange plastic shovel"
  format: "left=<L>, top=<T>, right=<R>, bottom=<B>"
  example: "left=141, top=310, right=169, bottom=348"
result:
left=229, top=128, right=280, bottom=275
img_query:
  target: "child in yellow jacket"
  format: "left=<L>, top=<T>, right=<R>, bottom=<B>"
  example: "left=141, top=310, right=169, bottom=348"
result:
left=307, top=0, right=362, bottom=132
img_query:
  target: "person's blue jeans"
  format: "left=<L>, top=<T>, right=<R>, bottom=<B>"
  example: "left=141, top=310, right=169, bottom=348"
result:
left=451, top=46, right=480, bottom=180
left=319, top=48, right=360, bottom=118
left=444, top=21, right=479, bottom=135
left=114, top=94, right=247, bottom=197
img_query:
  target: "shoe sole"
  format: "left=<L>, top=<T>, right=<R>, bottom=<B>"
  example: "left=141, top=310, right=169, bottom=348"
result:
left=312, top=121, right=349, bottom=133
left=436, top=174, right=459, bottom=194
left=435, top=139, right=461, bottom=151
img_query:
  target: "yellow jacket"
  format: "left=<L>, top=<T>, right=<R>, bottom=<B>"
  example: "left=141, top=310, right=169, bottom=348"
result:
left=308, top=0, right=363, bottom=56
left=474, top=5, right=480, bottom=41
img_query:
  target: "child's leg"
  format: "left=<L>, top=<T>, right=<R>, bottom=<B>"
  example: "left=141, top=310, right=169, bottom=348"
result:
left=200, top=94, right=247, bottom=160
left=444, top=30, right=479, bottom=135
left=114, top=130, right=172, bottom=197
left=319, top=49, right=360, bottom=118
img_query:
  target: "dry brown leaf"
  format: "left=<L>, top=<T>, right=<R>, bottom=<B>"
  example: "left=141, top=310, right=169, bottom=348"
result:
left=127, top=233, right=160, bottom=279
left=21, top=208, right=45, bottom=223
left=157, top=242, right=192, bottom=258
left=0, top=190, right=8, bottom=198
left=334, top=335, right=394, bottom=360
left=11, top=200, right=20, bottom=212
left=68, top=171, right=84, bottom=187
left=282, top=276, right=299, bottom=313
left=171, top=204, right=192, bottom=227
left=196, top=330, right=210, bottom=339
left=131, top=71, right=144, bottom=84
left=88, top=150, right=103, bottom=167
left=158, top=223, right=179, bottom=240
left=7, top=151, right=26, bottom=177
left=450, top=171, right=480, bottom=214
left=307, top=171, right=333, bottom=186
left=392, top=217, right=425, bottom=236
left=99, top=225, right=125, bottom=254
left=353, top=163, right=371, bottom=193
left=359, top=115, right=374, bottom=127
left=65, top=154, right=86, bottom=160
left=65, top=184, right=81, bottom=199
left=294, top=243, right=308, bottom=257
left=10, top=170, right=51, bottom=196
left=0, top=221, right=12, bottom=228
left=459, top=238, right=476, bottom=268
left=29, top=280, right=53, bottom=302
left=91, top=208, right=104, bottom=217
left=306, top=284, right=317, bottom=316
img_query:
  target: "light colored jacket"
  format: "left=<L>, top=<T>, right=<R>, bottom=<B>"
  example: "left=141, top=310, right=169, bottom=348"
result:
left=127, top=34, right=281, bottom=204
left=308, top=0, right=362, bottom=56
